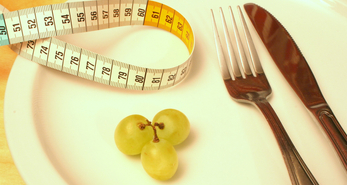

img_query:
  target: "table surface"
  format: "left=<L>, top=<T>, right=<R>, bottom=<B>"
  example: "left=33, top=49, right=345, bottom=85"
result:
left=0, top=1, right=66, bottom=184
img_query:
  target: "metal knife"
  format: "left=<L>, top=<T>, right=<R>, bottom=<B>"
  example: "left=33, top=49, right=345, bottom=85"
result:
left=244, top=3, right=347, bottom=170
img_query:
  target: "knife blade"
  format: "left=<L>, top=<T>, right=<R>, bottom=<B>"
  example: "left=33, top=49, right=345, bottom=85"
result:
left=244, top=3, right=347, bottom=170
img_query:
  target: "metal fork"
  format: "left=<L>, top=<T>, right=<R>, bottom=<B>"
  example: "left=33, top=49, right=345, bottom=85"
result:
left=211, top=6, right=318, bottom=185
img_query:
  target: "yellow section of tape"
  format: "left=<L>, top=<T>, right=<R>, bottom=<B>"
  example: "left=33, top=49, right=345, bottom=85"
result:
left=144, top=1, right=162, bottom=27
left=145, top=1, right=194, bottom=54
left=158, top=4, right=175, bottom=32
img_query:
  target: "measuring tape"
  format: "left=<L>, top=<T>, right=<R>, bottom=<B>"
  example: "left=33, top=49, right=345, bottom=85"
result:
left=0, top=0, right=194, bottom=90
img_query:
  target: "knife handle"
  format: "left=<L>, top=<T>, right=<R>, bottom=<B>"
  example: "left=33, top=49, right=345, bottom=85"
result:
left=255, top=99, right=318, bottom=185
left=310, top=104, right=347, bottom=170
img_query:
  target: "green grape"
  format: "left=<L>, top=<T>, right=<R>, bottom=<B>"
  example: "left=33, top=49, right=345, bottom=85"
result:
left=141, top=139, right=178, bottom=180
left=114, top=115, right=153, bottom=155
left=152, top=109, right=190, bottom=145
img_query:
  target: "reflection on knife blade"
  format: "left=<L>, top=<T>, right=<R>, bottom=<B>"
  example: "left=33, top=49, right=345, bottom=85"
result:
left=244, top=3, right=347, bottom=171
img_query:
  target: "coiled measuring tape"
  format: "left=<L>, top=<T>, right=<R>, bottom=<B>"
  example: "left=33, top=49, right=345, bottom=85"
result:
left=0, top=0, right=194, bottom=90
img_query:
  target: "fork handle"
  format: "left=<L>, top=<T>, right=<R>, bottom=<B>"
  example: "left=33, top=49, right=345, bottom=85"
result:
left=255, top=99, right=318, bottom=185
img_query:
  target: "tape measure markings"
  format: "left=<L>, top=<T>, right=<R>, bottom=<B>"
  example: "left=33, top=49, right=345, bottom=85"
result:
left=36, top=5, right=53, bottom=38
left=47, top=38, right=66, bottom=70
left=68, top=1, right=87, bottom=33
left=84, top=1, right=98, bottom=31
left=0, top=13, right=9, bottom=45
left=32, top=37, right=51, bottom=66
left=52, top=3, right=73, bottom=36
left=78, top=48, right=96, bottom=80
left=110, top=60, right=130, bottom=88
left=0, top=0, right=195, bottom=51
left=108, top=0, right=119, bottom=28
left=96, top=0, right=108, bottom=29
left=158, top=4, right=174, bottom=32
left=18, top=8, right=37, bottom=41
left=120, top=0, right=132, bottom=26
left=4, top=11, right=21, bottom=44
left=0, top=0, right=194, bottom=90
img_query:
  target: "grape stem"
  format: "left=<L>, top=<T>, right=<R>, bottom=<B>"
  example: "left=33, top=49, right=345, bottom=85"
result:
left=138, top=120, right=165, bottom=143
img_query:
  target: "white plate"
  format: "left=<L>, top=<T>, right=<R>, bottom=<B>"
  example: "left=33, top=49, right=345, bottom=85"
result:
left=4, top=0, right=347, bottom=184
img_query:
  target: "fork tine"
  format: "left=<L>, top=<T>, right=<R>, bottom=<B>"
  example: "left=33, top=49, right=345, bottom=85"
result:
left=228, top=6, right=253, bottom=77
left=237, top=6, right=264, bottom=74
left=219, top=7, right=243, bottom=79
left=211, top=9, right=234, bottom=80
left=211, top=6, right=264, bottom=80
left=212, top=6, right=260, bottom=80
left=212, top=9, right=241, bottom=80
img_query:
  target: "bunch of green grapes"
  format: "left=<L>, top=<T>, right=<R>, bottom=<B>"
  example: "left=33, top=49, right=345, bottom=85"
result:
left=114, top=109, right=190, bottom=180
